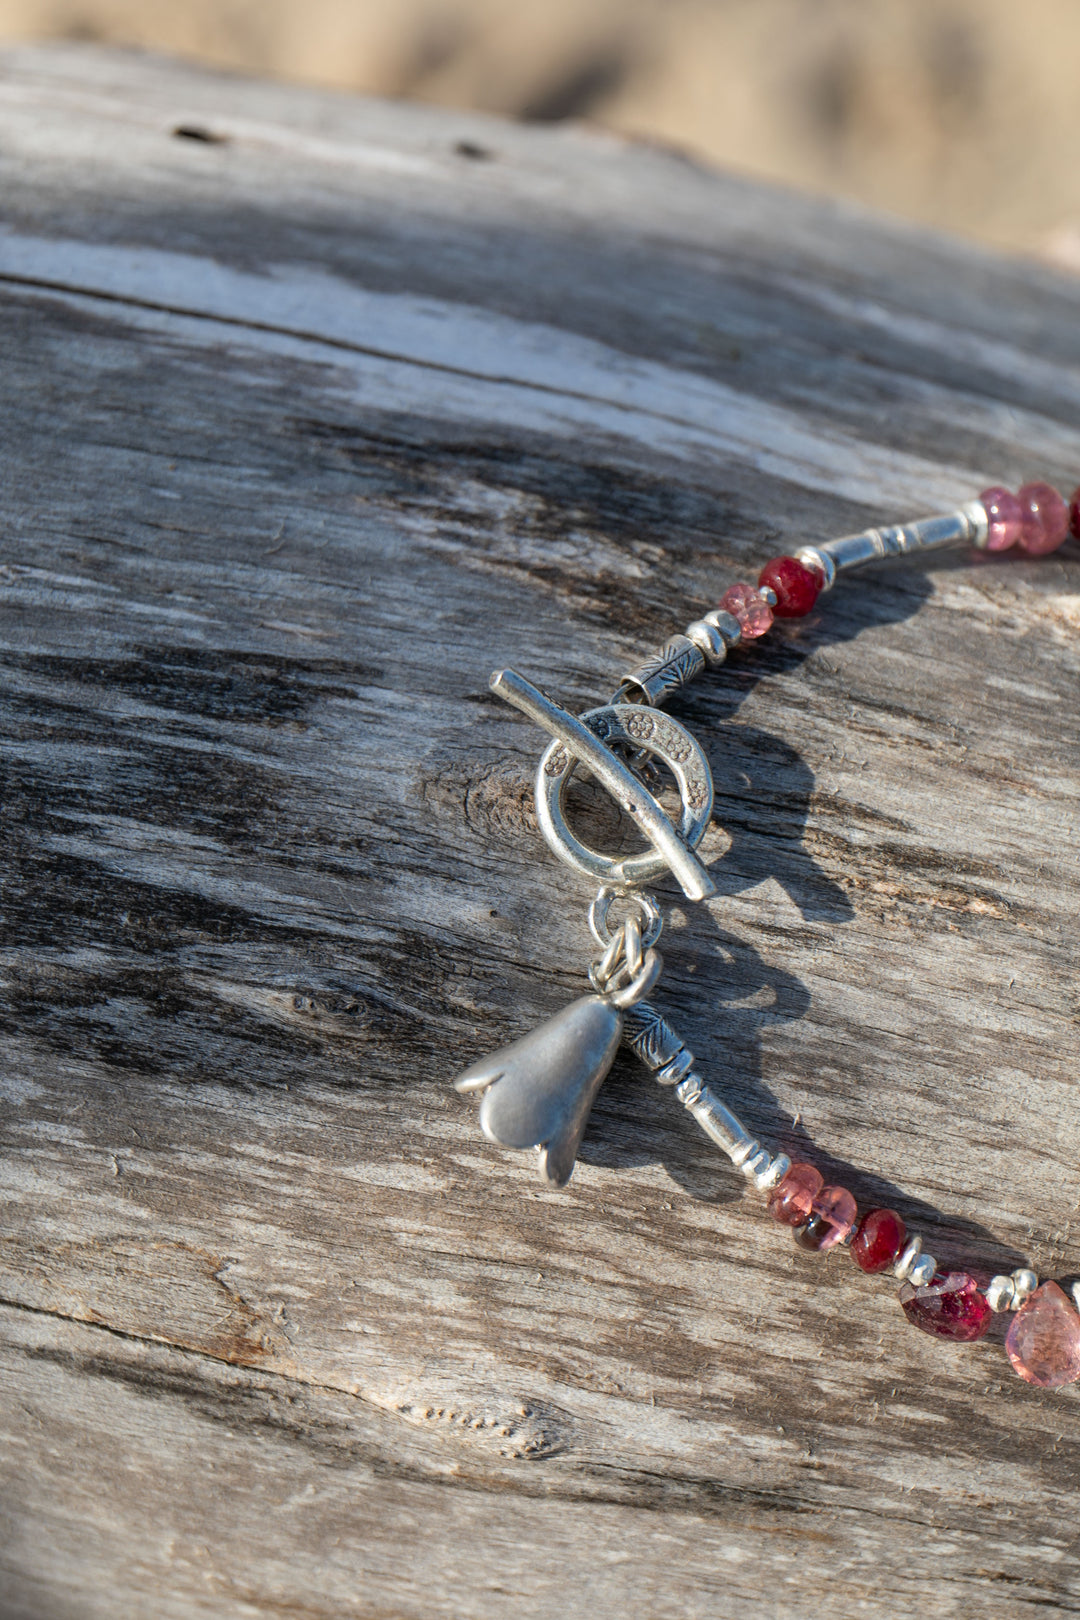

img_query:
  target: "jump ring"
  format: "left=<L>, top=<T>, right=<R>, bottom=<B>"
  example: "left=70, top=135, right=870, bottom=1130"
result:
left=588, top=886, right=663, bottom=951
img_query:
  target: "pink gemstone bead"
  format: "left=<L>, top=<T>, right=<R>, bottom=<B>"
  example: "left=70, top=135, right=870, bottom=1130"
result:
left=1069, top=486, right=1080, bottom=541
left=811, top=1185, right=858, bottom=1250
left=899, top=1272, right=992, bottom=1342
left=1017, top=481, right=1069, bottom=555
left=720, top=582, right=774, bottom=639
left=978, top=486, right=1022, bottom=552
left=1005, top=1282, right=1080, bottom=1388
left=766, top=1162, right=822, bottom=1226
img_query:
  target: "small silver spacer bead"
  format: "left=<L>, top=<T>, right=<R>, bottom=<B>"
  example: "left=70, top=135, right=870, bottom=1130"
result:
left=741, top=1147, right=771, bottom=1182
left=684, top=619, right=728, bottom=667
left=759, top=586, right=778, bottom=607
left=1011, top=1267, right=1038, bottom=1307
left=756, top=1152, right=791, bottom=1191
left=702, top=608, right=742, bottom=648
left=908, top=1253, right=937, bottom=1288
left=795, top=545, right=836, bottom=591
left=654, top=1049, right=694, bottom=1087
left=893, top=1234, right=923, bottom=1282
left=964, top=497, right=991, bottom=550
left=985, top=1275, right=1017, bottom=1313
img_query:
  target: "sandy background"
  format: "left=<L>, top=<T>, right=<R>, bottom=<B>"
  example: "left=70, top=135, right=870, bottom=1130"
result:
left=1, top=0, right=1079, bottom=264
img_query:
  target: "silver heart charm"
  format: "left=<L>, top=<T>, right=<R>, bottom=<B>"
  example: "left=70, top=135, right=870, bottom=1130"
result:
left=454, top=995, right=623, bottom=1187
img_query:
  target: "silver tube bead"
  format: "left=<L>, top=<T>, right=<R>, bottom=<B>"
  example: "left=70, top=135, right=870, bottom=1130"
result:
left=816, top=501, right=988, bottom=578
left=985, top=1275, right=1016, bottom=1312
left=908, top=1253, right=937, bottom=1288
left=1011, top=1268, right=1038, bottom=1306
left=894, top=1234, right=923, bottom=1281
left=676, top=1072, right=757, bottom=1163
left=617, top=635, right=705, bottom=707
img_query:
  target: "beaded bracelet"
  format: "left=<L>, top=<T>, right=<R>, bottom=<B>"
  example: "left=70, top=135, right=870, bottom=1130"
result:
left=452, top=478, right=1080, bottom=1390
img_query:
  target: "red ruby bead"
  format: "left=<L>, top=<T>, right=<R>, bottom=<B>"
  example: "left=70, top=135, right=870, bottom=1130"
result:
left=978, top=486, right=1022, bottom=552
left=766, top=1162, right=822, bottom=1226
left=851, top=1207, right=907, bottom=1273
left=1069, top=486, right=1080, bottom=541
left=899, top=1272, right=992, bottom=1342
left=1017, top=481, right=1069, bottom=556
left=757, top=556, right=822, bottom=618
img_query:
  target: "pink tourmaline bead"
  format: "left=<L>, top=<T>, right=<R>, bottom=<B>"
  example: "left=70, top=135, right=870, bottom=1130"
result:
left=1005, top=1282, right=1080, bottom=1388
left=720, top=582, right=774, bottom=639
left=766, top=1162, right=822, bottom=1226
left=899, top=1272, right=992, bottom=1342
left=805, top=1185, right=858, bottom=1251
left=1017, top=482, right=1070, bottom=555
left=978, top=486, right=1023, bottom=552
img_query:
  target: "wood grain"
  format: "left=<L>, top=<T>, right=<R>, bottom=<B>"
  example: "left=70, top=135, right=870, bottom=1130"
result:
left=3, top=42, right=1080, bottom=1620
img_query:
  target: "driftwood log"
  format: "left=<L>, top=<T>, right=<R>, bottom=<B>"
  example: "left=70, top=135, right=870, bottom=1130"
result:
left=3, top=42, right=1080, bottom=1620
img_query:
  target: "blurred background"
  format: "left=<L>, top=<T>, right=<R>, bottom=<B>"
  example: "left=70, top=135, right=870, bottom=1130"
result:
left=3, top=0, right=1080, bottom=267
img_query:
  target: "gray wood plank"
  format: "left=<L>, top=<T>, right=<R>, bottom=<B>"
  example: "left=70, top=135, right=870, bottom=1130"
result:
left=2, top=42, right=1080, bottom=1620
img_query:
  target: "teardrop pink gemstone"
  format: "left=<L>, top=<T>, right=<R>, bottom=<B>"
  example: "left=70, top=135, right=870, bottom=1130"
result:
left=1005, top=1282, right=1080, bottom=1387
left=899, top=1272, right=992, bottom=1341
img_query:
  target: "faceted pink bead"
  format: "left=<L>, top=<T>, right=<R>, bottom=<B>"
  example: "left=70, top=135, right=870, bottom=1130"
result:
left=810, top=1185, right=858, bottom=1250
left=766, top=1162, right=822, bottom=1226
left=1017, top=482, right=1070, bottom=556
left=978, top=486, right=1022, bottom=552
left=899, top=1271, right=992, bottom=1342
left=1005, top=1282, right=1080, bottom=1387
left=720, top=582, right=774, bottom=639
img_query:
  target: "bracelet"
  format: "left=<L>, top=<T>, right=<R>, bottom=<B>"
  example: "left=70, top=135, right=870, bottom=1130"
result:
left=452, top=478, right=1080, bottom=1391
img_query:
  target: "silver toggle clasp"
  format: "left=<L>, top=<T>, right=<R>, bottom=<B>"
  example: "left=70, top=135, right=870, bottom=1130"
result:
left=490, top=668, right=715, bottom=901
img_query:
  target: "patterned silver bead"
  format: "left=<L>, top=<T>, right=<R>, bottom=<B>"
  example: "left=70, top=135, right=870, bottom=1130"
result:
left=1011, top=1268, right=1038, bottom=1306
left=893, top=1235, right=923, bottom=1282
left=618, top=635, right=705, bottom=707
left=907, top=1253, right=937, bottom=1288
left=702, top=608, right=742, bottom=648
left=985, top=1275, right=1016, bottom=1313
left=685, top=619, right=728, bottom=666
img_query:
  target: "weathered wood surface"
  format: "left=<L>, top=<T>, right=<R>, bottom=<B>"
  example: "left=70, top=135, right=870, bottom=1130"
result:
left=3, top=41, right=1080, bottom=1620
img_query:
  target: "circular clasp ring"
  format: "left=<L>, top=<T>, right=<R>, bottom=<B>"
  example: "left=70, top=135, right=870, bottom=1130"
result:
left=588, top=886, right=664, bottom=952
left=536, top=703, right=713, bottom=891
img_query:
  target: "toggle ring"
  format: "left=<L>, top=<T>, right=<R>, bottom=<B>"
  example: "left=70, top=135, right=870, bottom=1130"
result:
left=536, top=703, right=714, bottom=892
